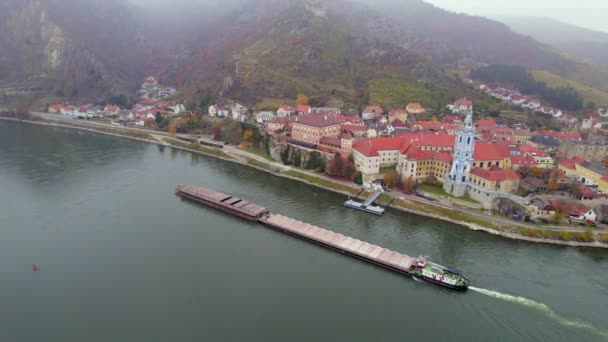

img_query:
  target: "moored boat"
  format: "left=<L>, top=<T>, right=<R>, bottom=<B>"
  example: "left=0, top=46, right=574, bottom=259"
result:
left=410, top=256, right=470, bottom=290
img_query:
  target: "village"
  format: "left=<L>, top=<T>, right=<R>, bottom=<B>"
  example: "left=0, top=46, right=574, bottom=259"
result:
left=45, top=76, right=608, bottom=230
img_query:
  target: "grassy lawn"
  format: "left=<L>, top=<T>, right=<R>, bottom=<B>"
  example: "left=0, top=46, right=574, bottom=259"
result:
left=246, top=158, right=283, bottom=173
left=379, top=166, right=396, bottom=175
left=240, top=146, right=273, bottom=161
left=162, top=138, right=229, bottom=158
left=419, top=184, right=478, bottom=203
left=284, top=170, right=359, bottom=194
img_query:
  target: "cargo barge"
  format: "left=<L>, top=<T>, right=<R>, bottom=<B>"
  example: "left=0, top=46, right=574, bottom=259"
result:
left=176, top=184, right=268, bottom=221
left=176, top=185, right=469, bottom=290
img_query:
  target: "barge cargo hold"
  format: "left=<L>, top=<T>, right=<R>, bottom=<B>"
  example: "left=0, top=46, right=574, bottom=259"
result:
left=176, top=184, right=269, bottom=221
left=176, top=185, right=469, bottom=290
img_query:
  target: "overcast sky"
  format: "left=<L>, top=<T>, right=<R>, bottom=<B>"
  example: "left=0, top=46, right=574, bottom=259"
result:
left=426, top=0, right=608, bottom=33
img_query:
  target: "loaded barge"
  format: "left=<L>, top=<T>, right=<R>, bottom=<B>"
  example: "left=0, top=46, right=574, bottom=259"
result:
left=176, top=185, right=470, bottom=290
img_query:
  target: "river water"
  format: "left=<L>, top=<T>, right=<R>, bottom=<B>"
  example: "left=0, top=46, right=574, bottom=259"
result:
left=0, top=120, right=607, bottom=341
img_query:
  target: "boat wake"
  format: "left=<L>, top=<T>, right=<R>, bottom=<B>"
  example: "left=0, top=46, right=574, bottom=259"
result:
left=469, top=287, right=608, bottom=339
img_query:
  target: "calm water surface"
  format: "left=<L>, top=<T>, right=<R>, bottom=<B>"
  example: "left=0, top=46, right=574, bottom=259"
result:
left=0, top=121, right=607, bottom=341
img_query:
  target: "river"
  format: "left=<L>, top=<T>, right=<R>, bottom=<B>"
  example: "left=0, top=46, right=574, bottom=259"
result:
left=0, top=120, right=607, bottom=341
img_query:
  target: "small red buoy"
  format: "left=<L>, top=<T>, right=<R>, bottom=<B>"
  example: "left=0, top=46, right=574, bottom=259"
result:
left=32, top=264, right=38, bottom=271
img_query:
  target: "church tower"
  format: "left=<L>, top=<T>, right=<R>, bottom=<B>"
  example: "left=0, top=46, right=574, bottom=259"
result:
left=444, top=112, right=476, bottom=197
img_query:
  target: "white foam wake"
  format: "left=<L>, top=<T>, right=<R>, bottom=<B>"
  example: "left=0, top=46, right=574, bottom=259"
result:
left=469, top=287, right=608, bottom=339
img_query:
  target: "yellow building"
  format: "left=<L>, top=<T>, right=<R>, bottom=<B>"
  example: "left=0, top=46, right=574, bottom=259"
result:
left=406, top=103, right=425, bottom=115
left=469, top=167, right=520, bottom=193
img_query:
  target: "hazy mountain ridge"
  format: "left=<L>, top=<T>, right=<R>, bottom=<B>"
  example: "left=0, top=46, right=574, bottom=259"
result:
left=2, top=0, right=607, bottom=108
left=498, top=16, right=608, bottom=67
left=0, top=0, right=145, bottom=103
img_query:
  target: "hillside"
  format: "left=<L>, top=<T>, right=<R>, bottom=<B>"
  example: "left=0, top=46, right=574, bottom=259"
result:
left=531, top=70, right=608, bottom=107
left=498, top=16, right=608, bottom=67
left=0, top=0, right=145, bottom=105
left=168, top=0, right=501, bottom=110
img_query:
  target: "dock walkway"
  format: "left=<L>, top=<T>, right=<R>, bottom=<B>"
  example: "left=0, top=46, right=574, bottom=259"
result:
left=362, top=190, right=382, bottom=207
left=262, top=214, right=416, bottom=272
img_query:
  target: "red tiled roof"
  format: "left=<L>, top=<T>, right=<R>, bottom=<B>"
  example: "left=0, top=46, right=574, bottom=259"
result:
left=474, top=142, right=511, bottom=161
left=293, top=114, right=344, bottom=127
left=533, top=130, right=581, bottom=141
left=511, top=156, right=538, bottom=166
left=560, top=159, right=576, bottom=170
left=353, top=137, right=410, bottom=157
left=398, top=132, right=456, bottom=147
left=389, top=109, right=407, bottom=116
left=319, top=136, right=342, bottom=146
left=470, top=167, right=520, bottom=181
left=475, top=119, right=497, bottom=127
left=518, top=145, right=547, bottom=157
left=280, top=104, right=295, bottom=111
left=442, top=116, right=462, bottom=124
left=455, top=98, right=473, bottom=106
left=296, top=105, right=311, bottom=113
left=341, top=124, right=367, bottom=131
left=363, top=106, right=384, bottom=114
left=391, top=119, right=408, bottom=128
left=406, top=103, right=424, bottom=110
left=572, top=156, right=586, bottom=164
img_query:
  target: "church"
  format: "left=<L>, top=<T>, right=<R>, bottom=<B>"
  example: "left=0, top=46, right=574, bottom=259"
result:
left=444, top=113, right=522, bottom=206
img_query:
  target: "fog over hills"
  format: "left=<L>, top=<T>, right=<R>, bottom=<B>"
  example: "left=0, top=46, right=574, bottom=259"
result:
left=2, top=0, right=607, bottom=108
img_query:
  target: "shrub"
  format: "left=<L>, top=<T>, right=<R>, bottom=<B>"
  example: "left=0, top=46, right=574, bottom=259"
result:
left=559, top=231, right=571, bottom=241
left=353, top=171, right=363, bottom=185
left=540, top=230, right=548, bottom=239
left=580, top=229, right=595, bottom=242
left=189, top=142, right=201, bottom=150
left=600, top=232, right=608, bottom=244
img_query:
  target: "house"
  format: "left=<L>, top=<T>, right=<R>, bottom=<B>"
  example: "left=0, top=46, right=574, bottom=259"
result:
left=362, top=106, right=384, bottom=120
left=209, top=105, right=229, bottom=118
left=453, top=98, right=473, bottom=115
left=231, top=103, right=248, bottom=121
left=468, top=166, right=520, bottom=194
left=256, top=111, right=276, bottom=124
left=519, top=177, right=548, bottom=194
left=406, top=103, right=425, bottom=115
left=291, top=114, right=343, bottom=145
left=296, top=105, right=311, bottom=115
left=388, top=109, right=408, bottom=123
left=168, top=104, right=186, bottom=114
left=528, top=135, right=560, bottom=151
left=528, top=198, right=556, bottom=217
left=103, top=105, right=120, bottom=115
left=277, top=105, right=296, bottom=117
left=311, top=107, right=341, bottom=115
left=48, top=104, right=63, bottom=113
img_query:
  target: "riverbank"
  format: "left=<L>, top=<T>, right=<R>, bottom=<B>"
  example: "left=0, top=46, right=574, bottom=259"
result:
left=2, top=114, right=607, bottom=248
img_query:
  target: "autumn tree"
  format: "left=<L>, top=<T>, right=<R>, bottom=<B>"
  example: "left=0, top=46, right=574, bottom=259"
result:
left=327, top=153, right=346, bottom=178
left=530, top=167, right=544, bottom=178
left=212, top=123, right=222, bottom=140
left=243, top=129, right=253, bottom=142
left=296, top=94, right=310, bottom=106
left=343, top=162, right=356, bottom=180
left=403, top=176, right=416, bottom=192
left=383, top=171, right=399, bottom=188
left=168, top=122, right=177, bottom=136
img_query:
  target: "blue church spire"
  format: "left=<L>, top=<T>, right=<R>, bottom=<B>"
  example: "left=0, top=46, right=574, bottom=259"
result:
left=444, top=112, right=476, bottom=197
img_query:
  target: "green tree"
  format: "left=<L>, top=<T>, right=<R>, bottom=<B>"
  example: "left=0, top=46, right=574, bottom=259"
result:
left=293, top=149, right=302, bottom=167
left=353, top=171, right=363, bottom=185
left=281, top=145, right=291, bottom=165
